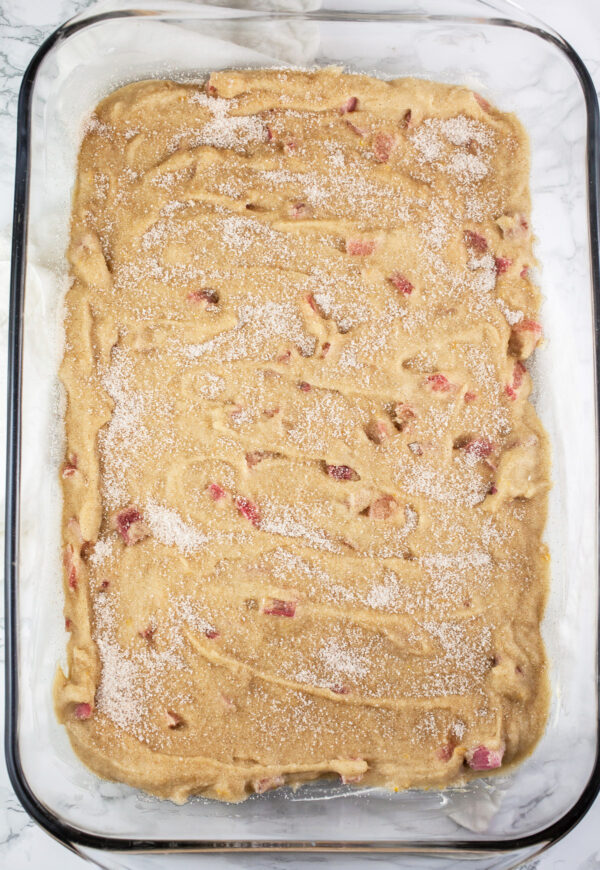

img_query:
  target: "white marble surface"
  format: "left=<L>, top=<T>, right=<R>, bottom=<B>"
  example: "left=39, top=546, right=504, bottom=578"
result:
left=1, top=0, right=600, bottom=868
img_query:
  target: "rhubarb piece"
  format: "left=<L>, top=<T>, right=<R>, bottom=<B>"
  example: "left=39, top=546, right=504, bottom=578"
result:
left=166, top=710, right=183, bottom=729
left=464, top=390, right=477, bottom=403
left=465, top=744, right=504, bottom=771
left=204, top=627, right=220, bottom=639
left=373, top=131, right=395, bottom=163
left=473, top=92, right=491, bottom=112
left=341, top=771, right=364, bottom=785
left=408, top=442, right=423, bottom=456
left=346, top=237, right=377, bottom=256
left=365, top=418, right=389, bottom=444
left=320, top=341, right=331, bottom=358
left=340, top=96, right=358, bottom=114
left=263, top=599, right=296, bottom=618
left=455, top=436, right=494, bottom=459
left=253, top=775, right=285, bottom=794
left=187, top=288, right=219, bottom=306
left=99, top=579, right=110, bottom=591
left=63, top=544, right=78, bottom=591
left=75, top=702, right=92, bottom=720
left=437, top=742, right=456, bottom=762
left=520, top=265, right=530, bottom=279
left=246, top=451, right=272, bottom=467
left=62, top=454, right=78, bottom=478
left=494, top=256, right=512, bottom=275
left=207, top=482, right=226, bottom=500
left=505, top=360, right=527, bottom=400
left=330, top=684, right=349, bottom=695
left=464, top=229, right=488, bottom=254
left=325, top=464, right=360, bottom=481
left=235, top=496, right=261, bottom=526
left=139, top=626, right=155, bottom=641
left=509, top=319, right=542, bottom=359
left=345, top=119, right=366, bottom=136
left=65, top=617, right=72, bottom=631
left=298, top=381, right=311, bottom=392
left=112, top=506, right=148, bottom=545
left=401, top=108, right=412, bottom=128
left=391, top=402, right=416, bottom=430
left=290, top=201, right=310, bottom=219
left=368, top=495, right=397, bottom=520
left=389, top=271, right=413, bottom=296
left=426, top=373, right=453, bottom=393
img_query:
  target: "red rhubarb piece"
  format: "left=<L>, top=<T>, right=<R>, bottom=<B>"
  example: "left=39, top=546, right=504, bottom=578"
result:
left=139, top=626, right=155, bottom=641
left=389, top=271, right=413, bottom=295
left=465, top=744, right=504, bottom=771
left=330, top=684, right=349, bottom=695
left=204, top=627, right=220, bottom=639
left=464, top=390, right=477, bottom=403
left=320, top=342, right=331, bottom=358
left=346, top=237, right=377, bottom=256
left=365, top=418, right=389, bottom=444
left=114, top=506, right=148, bottom=545
left=494, top=256, right=512, bottom=275
left=263, top=599, right=296, bottom=618
left=253, top=775, right=285, bottom=794
left=392, top=402, right=416, bottom=430
left=345, top=119, right=366, bottom=136
left=373, top=131, right=395, bottom=163
left=62, top=454, right=78, bottom=478
left=437, top=742, right=456, bottom=762
left=298, top=381, right=311, bottom=392
left=235, top=496, right=261, bottom=526
left=290, top=201, right=309, bottom=218
left=464, top=229, right=488, bottom=254
left=520, top=265, right=529, bottom=279
left=75, top=702, right=92, bottom=720
left=474, top=92, right=491, bottom=112
left=187, top=288, right=219, bottom=306
left=65, top=617, right=72, bottom=631
left=368, top=495, right=397, bottom=520
left=401, top=108, right=412, bottom=128
left=457, top=437, right=494, bottom=459
left=207, top=482, right=226, bottom=500
left=426, top=373, right=452, bottom=392
left=340, top=96, right=358, bottom=114
left=325, top=464, right=360, bottom=481
left=63, top=545, right=78, bottom=591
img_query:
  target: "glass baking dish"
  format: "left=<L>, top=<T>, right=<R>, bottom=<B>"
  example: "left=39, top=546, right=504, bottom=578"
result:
left=5, top=0, right=600, bottom=865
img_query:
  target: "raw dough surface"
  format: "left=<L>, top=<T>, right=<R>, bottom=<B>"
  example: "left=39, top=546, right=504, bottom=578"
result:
left=55, top=69, right=550, bottom=803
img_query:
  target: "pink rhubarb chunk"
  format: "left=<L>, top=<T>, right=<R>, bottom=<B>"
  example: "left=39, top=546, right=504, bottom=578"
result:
left=235, top=496, right=261, bottom=526
left=263, top=599, right=297, bottom=618
left=464, top=230, right=488, bottom=254
left=114, top=507, right=148, bottom=545
left=340, top=96, right=358, bottom=114
left=75, top=702, right=92, bottom=720
left=325, top=464, right=360, bottom=481
left=389, top=271, right=414, bottom=296
left=346, top=237, right=377, bottom=256
left=465, top=745, right=504, bottom=771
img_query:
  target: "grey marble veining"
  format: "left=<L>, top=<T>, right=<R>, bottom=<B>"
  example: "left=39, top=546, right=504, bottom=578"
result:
left=1, top=1, right=600, bottom=869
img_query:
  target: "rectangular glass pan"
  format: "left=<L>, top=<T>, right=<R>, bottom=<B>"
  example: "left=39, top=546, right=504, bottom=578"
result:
left=5, top=0, right=600, bottom=862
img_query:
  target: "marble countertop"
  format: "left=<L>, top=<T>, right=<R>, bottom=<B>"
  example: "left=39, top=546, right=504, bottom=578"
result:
left=1, top=0, right=600, bottom=867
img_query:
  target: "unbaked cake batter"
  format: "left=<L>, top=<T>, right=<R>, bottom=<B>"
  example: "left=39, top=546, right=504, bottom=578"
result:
left=54, top=68, right=550, bottom=803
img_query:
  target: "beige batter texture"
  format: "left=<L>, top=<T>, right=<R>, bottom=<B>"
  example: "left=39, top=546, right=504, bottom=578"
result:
left=54, top=68, right=550, bottom=803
